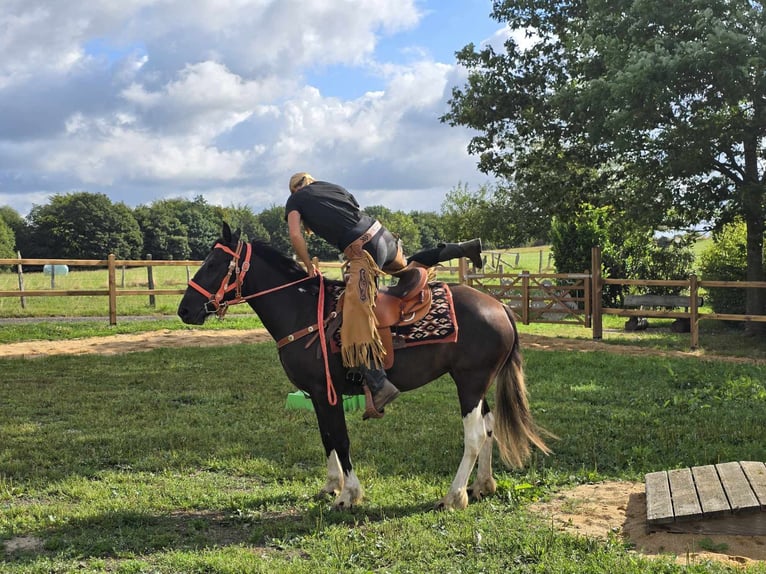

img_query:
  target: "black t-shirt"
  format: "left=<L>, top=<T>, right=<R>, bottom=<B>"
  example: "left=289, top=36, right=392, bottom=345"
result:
left=285, top=181, right=367, bottom=249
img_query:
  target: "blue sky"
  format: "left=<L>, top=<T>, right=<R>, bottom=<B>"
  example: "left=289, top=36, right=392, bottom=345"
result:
left=0, top=0, right=508, bottom=217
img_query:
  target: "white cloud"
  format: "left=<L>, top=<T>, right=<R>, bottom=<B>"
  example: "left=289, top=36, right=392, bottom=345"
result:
left=0, top=0, right=495, bottom=217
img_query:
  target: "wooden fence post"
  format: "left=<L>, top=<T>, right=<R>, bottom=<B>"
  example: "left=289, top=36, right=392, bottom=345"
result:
left=16, top=251, right=26, bottom=309
left=146, top=254, right=156, bottom=308
left=689, top=274, right=700, bottom=349
left=592, top=246, right=603, bottom=340
left=584, top=269, right=592, bottom=328
left=108, top=254, right=117, bottom=325
left=521, top=270, right=530, bottom=325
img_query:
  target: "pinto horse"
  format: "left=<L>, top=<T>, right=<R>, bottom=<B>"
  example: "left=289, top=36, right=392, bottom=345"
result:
left=177, top=223, right=549, bottom=510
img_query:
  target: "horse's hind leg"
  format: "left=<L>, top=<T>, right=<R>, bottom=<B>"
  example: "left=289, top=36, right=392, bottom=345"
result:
left=468, top=404, right=497, bottom=501
left=436, top=398, right=487, bottom=510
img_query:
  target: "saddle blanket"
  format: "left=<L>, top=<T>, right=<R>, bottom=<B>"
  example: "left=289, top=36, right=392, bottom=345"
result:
left=331, top=282, right=458, bottom=351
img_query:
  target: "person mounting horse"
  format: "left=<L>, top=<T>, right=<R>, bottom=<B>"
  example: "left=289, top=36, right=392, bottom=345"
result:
left=286, top=172, right=483, bottom=417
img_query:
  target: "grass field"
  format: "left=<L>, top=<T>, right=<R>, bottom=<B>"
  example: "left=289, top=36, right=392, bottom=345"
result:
left=2, top=340, right=765, bottom=573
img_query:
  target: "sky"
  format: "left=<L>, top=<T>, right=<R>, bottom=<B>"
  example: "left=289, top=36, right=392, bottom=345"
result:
left=0, top=0, right=511, bottom=218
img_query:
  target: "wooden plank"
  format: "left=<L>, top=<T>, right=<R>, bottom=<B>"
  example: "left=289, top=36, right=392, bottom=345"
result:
left=652, top=512, right=766, bottom=536
left=716, top=462, right=760, bottom=513
left=691, top=465, right=730, bottom=518
left=667, top=468, right=702, bottom=520
left=624, top=295, right=695, bottom=307
left=740, top=461, right=766, bottom=509
left=645, top=471, right=674, bottom=524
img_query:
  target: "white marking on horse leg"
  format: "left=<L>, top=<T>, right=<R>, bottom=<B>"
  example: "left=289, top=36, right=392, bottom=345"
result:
left=335, top=469, right=363, bottom=509
left=320, top=450, right=344, bottom=497
left=438, top=403, right=486, bottom=510
left=469, top=410, right=497, bottom=500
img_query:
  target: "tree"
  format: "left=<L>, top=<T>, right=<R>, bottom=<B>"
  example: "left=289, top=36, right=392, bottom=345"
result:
left=363, top=206, right=422, bottom=254
left=257, top=205, right=293, bottom=256
left=0, top=217, right=15, bottom=261
left=0, top=206, right=24, bottom=247
left=444, top=0, right=766, bottom=330
left=133, top=204, right=191, bottom=260
left=153, top=197, right=223, bottom=260
left=24, top=192, right=142, bottom=259
left=222, top=205, right=270, bottom=243
left=409, top=211, right=447, bottom=249
left=440, top=183, right=492, bottom=245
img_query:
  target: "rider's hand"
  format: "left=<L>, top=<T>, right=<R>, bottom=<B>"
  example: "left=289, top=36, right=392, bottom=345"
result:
left=307, top=264, right=318, bottom=278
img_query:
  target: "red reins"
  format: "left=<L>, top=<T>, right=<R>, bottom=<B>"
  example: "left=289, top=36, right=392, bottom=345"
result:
left=187, top=240, right=337, bottom=405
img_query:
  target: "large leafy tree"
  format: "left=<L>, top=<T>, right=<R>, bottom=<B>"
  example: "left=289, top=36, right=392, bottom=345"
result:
left=0, top=206, right=25, bottom=248
left=363, top=205, right=422, bottom=254
left=444, top=0, right=766, bottom=326
left=222, top=205, right=270, bottom=243
left=0, top=217, right=15, bottom=260
left=409, top=211, right=448, bottom=249
left=133, top=204, right=191, bottom=260
left=152, top=197, right=223, bottom=260
left=257, top=205, right=293, bottom=256
left=24, top=192, right=142, bottom=259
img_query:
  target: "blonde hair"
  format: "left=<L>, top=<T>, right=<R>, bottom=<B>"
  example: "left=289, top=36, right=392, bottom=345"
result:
left=289, top=172, right=315, bottom=193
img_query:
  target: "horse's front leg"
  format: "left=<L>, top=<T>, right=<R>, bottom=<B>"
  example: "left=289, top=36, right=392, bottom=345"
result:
left=312, top=399, right=363, bottom=509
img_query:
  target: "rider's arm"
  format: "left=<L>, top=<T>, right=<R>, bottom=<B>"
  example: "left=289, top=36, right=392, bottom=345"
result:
left=287, top=210, right=316, bottom=277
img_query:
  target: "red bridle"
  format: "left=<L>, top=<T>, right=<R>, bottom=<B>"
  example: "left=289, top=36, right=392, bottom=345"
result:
left=187, top=240, right=338, bottom=405
left=187, top=240, right=253, bottom=318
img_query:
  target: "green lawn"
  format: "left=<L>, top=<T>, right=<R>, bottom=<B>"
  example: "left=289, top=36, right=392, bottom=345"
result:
left=1, top=341, right=765, bottom=573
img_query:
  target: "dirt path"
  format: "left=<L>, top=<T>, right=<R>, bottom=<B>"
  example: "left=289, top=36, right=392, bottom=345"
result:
left=2, top=329, right=764, bottom=566
left=0, top=328, right=761, bottom=365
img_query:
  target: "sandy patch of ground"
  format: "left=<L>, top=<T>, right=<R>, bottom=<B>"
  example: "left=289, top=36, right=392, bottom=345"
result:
left=0, top=329, right=760, bottom=362
left=1, top=329, right=764, bottom=567
left=3, top=535, right=44, bottom=553
left=0, top=328, right=273, bottom=359
left=532, top=481, right=766, bottom=567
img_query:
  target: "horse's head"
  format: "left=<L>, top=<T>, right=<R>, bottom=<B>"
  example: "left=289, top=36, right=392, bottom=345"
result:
left=178, top=222, right=247, bottom=325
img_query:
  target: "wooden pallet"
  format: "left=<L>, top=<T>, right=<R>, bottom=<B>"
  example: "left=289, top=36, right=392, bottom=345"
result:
left=645, top=461, right=766, bottom=535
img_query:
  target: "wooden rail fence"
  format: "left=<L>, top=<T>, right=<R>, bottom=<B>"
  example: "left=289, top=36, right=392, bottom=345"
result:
left=1, top=248, right=765, bottom=349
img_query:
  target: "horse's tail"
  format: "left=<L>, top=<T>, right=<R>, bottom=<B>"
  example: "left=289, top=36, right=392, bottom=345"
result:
left=493, top=306, right=553, bottom=468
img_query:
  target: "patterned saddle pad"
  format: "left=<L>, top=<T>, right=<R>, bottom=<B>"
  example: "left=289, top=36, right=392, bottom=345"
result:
left=330, top=282, right=458, bottom=350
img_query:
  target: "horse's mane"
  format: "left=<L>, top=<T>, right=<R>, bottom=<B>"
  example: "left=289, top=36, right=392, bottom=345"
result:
left=249, top=240, right=346, bottom=291
left=250, top=240, right=308, bottom=280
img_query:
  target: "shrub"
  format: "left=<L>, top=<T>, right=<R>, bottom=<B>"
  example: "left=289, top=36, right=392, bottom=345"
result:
left=698, top=220, right=748, bottom=315
left=551, top=204, right=695, bottom=307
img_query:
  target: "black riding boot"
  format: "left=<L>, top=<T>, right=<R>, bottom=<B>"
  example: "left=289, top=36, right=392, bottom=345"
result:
left=407, top=238, right=483, bottom=268
left=362, top=366, right=400, bottom=414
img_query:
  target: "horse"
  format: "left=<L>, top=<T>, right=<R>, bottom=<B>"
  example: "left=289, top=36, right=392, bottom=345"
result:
left=177, top=222, right=550, bottom=510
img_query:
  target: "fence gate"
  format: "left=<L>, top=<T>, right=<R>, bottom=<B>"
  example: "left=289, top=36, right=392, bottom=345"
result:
left=463, top=269, right=591, bottom=326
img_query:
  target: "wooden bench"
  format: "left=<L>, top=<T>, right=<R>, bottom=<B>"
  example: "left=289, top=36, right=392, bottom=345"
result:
left=623, top=294, right=704, bottom=332
left=646, top=461, right=766, bottom=535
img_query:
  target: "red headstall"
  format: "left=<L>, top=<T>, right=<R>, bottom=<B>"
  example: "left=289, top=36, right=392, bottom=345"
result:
left=187, top=240, right=253, bottom=318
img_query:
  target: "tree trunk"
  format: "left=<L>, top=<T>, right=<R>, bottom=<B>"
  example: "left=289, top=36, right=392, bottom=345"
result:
left=741, top=175, right=765, bottom=335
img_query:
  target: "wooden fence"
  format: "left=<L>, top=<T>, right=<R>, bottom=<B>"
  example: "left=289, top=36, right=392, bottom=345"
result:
left=1, top=248, right=765, bottom=350
left=589, top=247, right=766, bottom=348
left=0, top=255, right=204, bottom=325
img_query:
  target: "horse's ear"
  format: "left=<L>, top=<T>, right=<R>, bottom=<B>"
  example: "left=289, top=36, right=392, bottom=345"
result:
left=222, top=221, right=232, bottom=242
